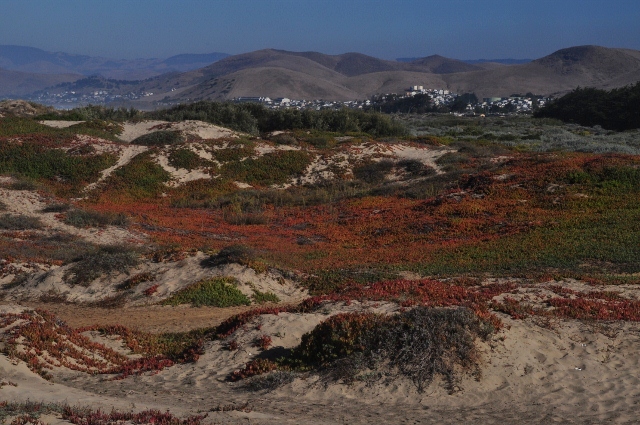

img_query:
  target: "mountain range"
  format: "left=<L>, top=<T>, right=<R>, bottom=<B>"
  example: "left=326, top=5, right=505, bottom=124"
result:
left=1, top=45, right=639, bottom=103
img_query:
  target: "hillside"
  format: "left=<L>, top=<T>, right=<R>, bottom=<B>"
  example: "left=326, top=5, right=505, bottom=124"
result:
left=147, top=45, right=640, bottom=103
left=7, top=45, right=640, bottom=107
left=442, top=45, right=640, bottom=98
left=0, top=67, right=82, bottom=97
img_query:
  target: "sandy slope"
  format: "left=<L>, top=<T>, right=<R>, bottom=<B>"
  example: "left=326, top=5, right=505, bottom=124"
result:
left=2, top=301, right=640, bottom=424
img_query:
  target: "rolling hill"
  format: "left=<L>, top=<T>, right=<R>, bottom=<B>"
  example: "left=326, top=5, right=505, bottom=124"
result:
left=165, top=46, right=640, bottom=102
left=8, top=45, right=640, bottom=103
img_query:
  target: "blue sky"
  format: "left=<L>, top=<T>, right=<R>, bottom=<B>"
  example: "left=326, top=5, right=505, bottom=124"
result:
left=1, top=0, right=639, bottom=60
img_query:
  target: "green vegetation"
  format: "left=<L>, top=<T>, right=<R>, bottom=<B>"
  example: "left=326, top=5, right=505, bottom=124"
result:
left=252, top=289, right=280, bottom=304
left=104, top=151, right=171, bottom=198
left=36, top=104, right=144, bottom=122
left=149, top=101, right=407, bottom=136
left=0, top=116, right=123, bottom=141
left=0, top=139, right=116, bottom=194
left=535, top=82, right=640, bottom=131
left=220, top=150, right=312, bottom=186
left=168, top=147, right=212, bottom=170
left=161, top=277, right=251, bottom=307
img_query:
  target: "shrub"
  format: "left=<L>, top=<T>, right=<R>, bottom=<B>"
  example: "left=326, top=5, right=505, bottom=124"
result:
left=65, top=245, right=140, bottom=286
left=0, top=214, right=43, bottom=230
left=201, top=245, right=256, bottom=267
left=291, top=307, right=493, bottom=392
left=161, top=277, right=251, bottom=307
left=271, top=133, right=298, bottom=145
left=353, top=159, right=394, bottom=184
left=131, top=130, right=183, bottom=146
left=40, top=203, right=70, bottom=213
left=64, top=209, right=129, bottom=228
left=397, top=159, right=436, bottom=177
left=0, top=200, right=6, bottom=211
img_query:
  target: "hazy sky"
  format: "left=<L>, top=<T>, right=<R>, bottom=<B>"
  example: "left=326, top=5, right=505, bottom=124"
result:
left=1, top=0, right=639, bottom=60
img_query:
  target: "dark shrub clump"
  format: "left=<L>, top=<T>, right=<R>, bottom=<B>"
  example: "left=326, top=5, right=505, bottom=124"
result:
left=292, top=307, right=493, bottom=392
left=201, top=245, right=256, bottom=268
left=131, top=130, right=183, bottom=146
left=65, top=245, right=140, bottom=286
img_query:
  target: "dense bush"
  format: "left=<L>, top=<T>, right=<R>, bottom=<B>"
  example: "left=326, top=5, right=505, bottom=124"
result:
left=150, top=101, right=407, bottom=136
left=535, top=82, right=640, bottom=131
left=40, top=203, right=71, bottom=213
left=36, top=104, right=144, bottom=122
left=201, top=244, right=256, bottom=267
left=353, top=159, right=394, bottom=184
left=292, top=307, right=492, bottom=392
left=65, top=245, right=140, bottom=286
left=162, top=277, right=251, bottom=307
left=131, top=130, right=184, bottom=146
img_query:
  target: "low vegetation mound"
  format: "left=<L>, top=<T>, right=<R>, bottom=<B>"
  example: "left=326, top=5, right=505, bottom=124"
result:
left=162, top=277, right=251, bottom=307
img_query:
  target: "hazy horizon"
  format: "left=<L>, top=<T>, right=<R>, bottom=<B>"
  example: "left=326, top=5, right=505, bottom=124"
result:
left=2, top=0, right=639, bottom=61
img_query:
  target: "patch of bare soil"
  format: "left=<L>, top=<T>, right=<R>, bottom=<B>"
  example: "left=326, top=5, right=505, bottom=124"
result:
left=8, top=302, right=259, bottom=333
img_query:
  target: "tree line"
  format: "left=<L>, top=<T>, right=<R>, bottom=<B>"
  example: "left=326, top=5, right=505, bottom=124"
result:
left=534, top=82, right=640, bottom=131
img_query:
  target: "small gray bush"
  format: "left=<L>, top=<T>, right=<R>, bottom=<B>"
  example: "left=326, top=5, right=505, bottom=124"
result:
left=64, top=209, right=129, bottom=228
left=65, top=245, right=140, bottom=286
left=0, top=214, right=43, bottom=230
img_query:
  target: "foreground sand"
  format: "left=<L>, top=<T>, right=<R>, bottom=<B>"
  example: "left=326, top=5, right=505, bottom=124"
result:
left=2, top=302, right=640, bottom=424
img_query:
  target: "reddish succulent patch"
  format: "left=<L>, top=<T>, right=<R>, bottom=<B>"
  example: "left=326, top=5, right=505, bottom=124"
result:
left=0, top=310, right=202, bottom=380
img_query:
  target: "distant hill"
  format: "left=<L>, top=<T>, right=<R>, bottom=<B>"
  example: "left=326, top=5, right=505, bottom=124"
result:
left=11, top=45, right=640, bottom=104
left=398, top=57, right=531, bottom=65
left=463, top=58, right=532, bottom=65
left=442, top=45, right=640, bottom=98
left=0, top=45, right=229, bottom=80
left=0, top=67, right=82, bottom=97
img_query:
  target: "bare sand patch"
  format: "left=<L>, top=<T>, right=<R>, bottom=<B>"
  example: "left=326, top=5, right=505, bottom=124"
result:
left=39, top=120, right=85, bottom=128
